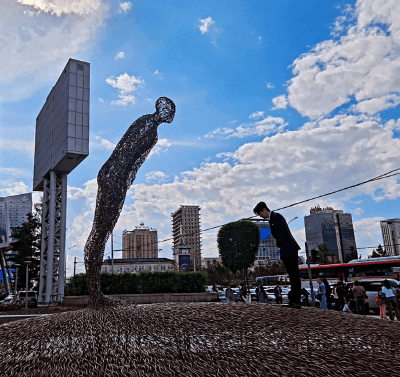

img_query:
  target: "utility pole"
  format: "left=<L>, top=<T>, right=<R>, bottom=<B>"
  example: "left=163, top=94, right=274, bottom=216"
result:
left=24, top=261, right=31, bottom=309
left=305, top=242, right=315, bottom=307
left=111, top=233, right=114, bottom=274
left=74, top=257, right=76, bottom=277
left=14, top=264, right=20, bottom=296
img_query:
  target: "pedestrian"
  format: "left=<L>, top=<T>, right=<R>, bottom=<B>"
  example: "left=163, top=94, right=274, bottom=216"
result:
left=256, top=283, right=267, bottom=304
left=274, top=283, right=283, bottom=304
left=322, top=278, right=332, bottom=310
left=352, top=281, right=366, bottom=315
left=382, top=279, right=399, bottom=321
left=376, top=284, right=386, bottom=320
left=212, top=283, right=218, bottom=293
left=225, top=286, right=234, bottom=304
left=253, top=202, right=301, bottom=309
left=316, top=277, right=327, bottom=310
left=301, top=287, right=309, bottom=306
left=336, top=281, right=347, bottom=311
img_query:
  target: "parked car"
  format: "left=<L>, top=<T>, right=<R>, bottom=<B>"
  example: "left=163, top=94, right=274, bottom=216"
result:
left=264, top=287, right=289, bottom=303
left=18, top=291, right=38, bottom=307
left=352, top=279, right=399, bottom=313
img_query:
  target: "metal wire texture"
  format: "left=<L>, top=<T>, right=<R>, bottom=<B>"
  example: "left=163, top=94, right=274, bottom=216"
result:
left=83, top=97, right=176, bottom=309
left=0, top=303, right=399, bottom=376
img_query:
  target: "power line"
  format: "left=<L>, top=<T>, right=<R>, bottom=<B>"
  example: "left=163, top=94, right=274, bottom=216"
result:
left=121, top=167, right=400, bottom=250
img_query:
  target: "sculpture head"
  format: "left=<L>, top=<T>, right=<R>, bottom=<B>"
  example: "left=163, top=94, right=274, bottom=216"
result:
left=155, top=97, right=176, bottom=123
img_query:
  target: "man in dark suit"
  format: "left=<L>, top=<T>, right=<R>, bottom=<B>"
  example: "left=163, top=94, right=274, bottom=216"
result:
left=253, top=202, right=301, bottom=308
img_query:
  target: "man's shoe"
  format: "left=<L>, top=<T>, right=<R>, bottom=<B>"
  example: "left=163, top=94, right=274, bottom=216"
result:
left=281, top=304, right=291, bottom=308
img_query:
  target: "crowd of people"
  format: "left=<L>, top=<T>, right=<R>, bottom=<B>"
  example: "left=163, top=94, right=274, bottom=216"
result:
left=221, top=278, right=400, bottom=321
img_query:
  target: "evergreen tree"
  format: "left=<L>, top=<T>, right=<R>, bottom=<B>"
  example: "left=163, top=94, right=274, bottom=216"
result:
left=370, top=244, right=387, bottom=258
left=7, top=207, right=42, bottom=291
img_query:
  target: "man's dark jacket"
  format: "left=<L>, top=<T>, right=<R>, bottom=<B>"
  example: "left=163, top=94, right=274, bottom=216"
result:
left=269, top=211, right=301, bottom=259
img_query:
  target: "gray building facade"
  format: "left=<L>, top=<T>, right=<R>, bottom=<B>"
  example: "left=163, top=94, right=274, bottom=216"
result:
left=304, top=206, right=357, bottom=263
left=0, top=193, right=32, bottom=243
left=380, top=219, right=400, bottom=256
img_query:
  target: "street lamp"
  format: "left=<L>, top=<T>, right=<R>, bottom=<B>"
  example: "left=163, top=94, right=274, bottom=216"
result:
left=288, top=216, right=298, bottom=224
left=14, top=264, right=20, bottom=296
left=23, top=261, right=31, bottom=309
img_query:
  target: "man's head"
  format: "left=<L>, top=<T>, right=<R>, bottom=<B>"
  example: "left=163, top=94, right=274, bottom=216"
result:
left=354, top=280, right=359, bottom=286
left=253, top=201, right=270, bottom=219
left=316, top=277, right=322, bottom=284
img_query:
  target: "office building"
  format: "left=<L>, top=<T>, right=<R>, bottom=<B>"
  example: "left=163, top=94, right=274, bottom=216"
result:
left=122, top=223, right=158, bottom=259
left=0, top=193, right=32, bottom=244
left=246, top=218, right=280, bottom=264
left=304, top=205, right=357, bottom=263
left=172, top=205, right=201, bottom=271
left=380, top=219, right=400, bottom=256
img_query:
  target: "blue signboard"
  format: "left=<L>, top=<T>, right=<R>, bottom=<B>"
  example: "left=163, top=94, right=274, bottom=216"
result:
left=179, top=255, right=190, bottom=271
left=260, top=228, right=272, bottom=241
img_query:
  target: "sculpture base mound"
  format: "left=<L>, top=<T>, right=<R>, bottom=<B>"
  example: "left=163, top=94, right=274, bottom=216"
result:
left=0, top=303, right=399, bottom=376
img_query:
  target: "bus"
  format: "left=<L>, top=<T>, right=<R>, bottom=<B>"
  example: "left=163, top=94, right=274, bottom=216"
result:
left=298, top=256, right=400, bottom=288
left=255, top=274, right=290, bottom=287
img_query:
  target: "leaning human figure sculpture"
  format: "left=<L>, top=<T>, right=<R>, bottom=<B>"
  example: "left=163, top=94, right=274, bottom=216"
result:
left=84, top=97, right=176, bottom=309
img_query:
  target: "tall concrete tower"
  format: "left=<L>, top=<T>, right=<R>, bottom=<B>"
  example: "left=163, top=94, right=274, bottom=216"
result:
left=33, top=59, right=90, bottom=305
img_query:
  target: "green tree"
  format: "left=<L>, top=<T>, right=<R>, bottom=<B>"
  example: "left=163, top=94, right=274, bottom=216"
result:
left=370, top=244, right=387, bottom=258
left=217, top=220, right=260, bottom=292
left=317, top=243, right=333, bottom=264
left=203, top=260, right=232, bottom=286
left=8, top=210, right=42, bottom=291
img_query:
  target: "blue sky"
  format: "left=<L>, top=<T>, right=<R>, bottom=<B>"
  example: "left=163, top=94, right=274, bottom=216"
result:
left=1, top=0, right=400, bottom=276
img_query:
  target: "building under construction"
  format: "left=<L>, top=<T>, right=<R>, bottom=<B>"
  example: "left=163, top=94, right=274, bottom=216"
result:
left=122, top=223, right=158, bottom=259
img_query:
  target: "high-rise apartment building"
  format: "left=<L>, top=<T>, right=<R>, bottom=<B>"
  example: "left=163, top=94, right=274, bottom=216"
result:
left=380, top=219, right=400, bottom=256
left=122, top=223, right=158, bottom=259
left=0, top=193, right=32, bottom=243
left=172, top=205, right=201, bottom=271
left=304, top=206, right=357, bottom=263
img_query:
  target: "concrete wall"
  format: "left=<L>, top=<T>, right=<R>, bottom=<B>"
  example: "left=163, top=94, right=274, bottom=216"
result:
left=63, top=292, right=217, bottom=306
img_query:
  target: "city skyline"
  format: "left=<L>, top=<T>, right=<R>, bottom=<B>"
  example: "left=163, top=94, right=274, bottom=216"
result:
left=1, top=0, right=400, bottom=276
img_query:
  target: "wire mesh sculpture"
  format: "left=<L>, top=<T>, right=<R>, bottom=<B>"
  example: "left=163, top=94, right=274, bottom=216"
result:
left=1, top=303, right=400, bottom=376
left=84, top=97, right=176, bottom=309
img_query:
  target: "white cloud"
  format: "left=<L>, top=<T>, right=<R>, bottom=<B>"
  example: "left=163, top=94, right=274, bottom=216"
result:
left=148, top=138, right=173, bottom=157
left=286, top=0, right=400, bottom=118
left=0, top=180, right=30, bottom=197
left=18, top=0, right=102, bottom=16
left=267, top=83, right=275, bottom=89
left=352, top=94, right=400, bottom=114
left=1, top=1, right=108, bottom=103
left=205, top=127, right=234, bottom=139
left=206, top=116, right=287, bottom=139
left=0, top=139, right=34, bottom=155
left=114, top=51, right=125, bottom=60
left=249, top=111, right=265, bottom=119
left=153, top=70, right=160, bottom=75
left=98, top=97, right=104, bottom=103
left=271, top=95, right=288, bottom=110
left=106, top=73, right=144, bottom=106
left=353, top=207, right=364, bottom=215
left=199, top=17, right=215, bottom=34
left=120, top=2, right=132, bottom=13
left=91, top=135, right=116, bottom=151
left=145, top=171, right=168, bottom=183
